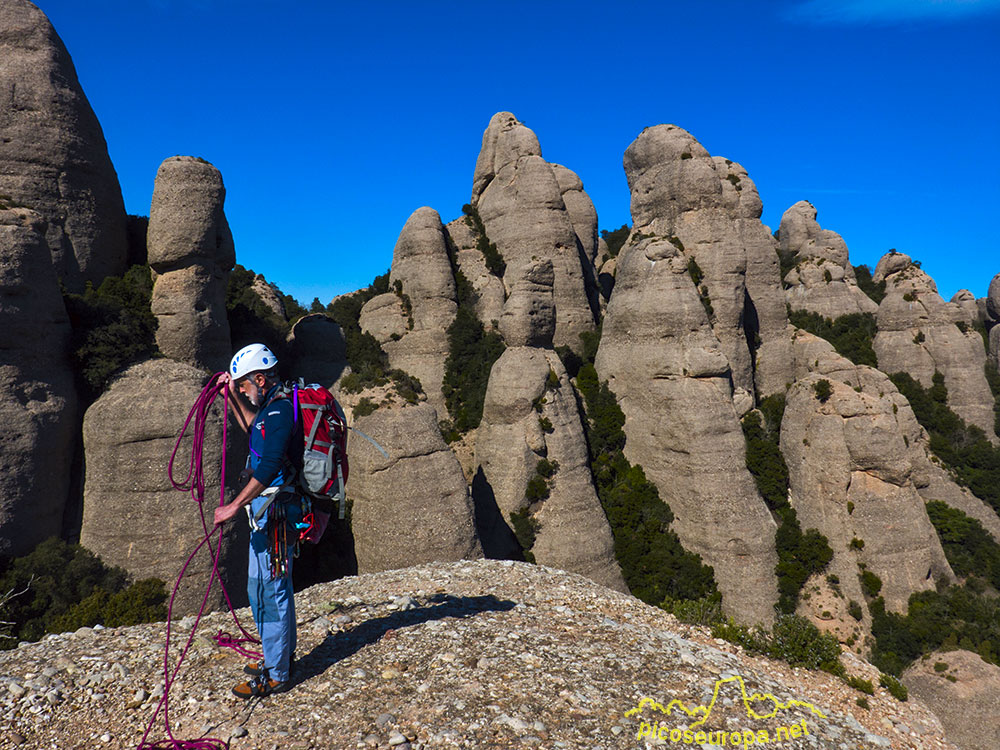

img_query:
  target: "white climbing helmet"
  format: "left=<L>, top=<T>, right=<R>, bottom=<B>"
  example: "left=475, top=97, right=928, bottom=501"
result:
left=229, top=343, right=278, bottom=381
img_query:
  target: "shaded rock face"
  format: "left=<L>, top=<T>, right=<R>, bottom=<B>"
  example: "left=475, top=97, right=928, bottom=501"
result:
left=0, top=209, right=78, bottom=556
left=250, top=274, right=286, bottom=319
left=349, top=403, right=482, bottom=573
left=551, top=163, right=602, bottom=318
left=903, top=649, right=1000, bottom=750
left=286, top=313, right=347, bottom=388
left=872, top=252, right=996, bottom=441
left=498, top=258, right=555, bottom=348
left=782, top=334, right=953, bottom=616
left=471, top=113, right=596, bottom=352
left=475, top=347, right=626, bottom=593
left=0, top=0, right=127, bottom=291
left=594, top=232, right=778, bottom=625
left=623, top=124, right=777, bottom=395
left=358, top=208, right=457, bottom=415
left=79, top=359, right=245, bottom=615
left=778, top=201, right=877, bottom=319
left=718, top=158, right=794, bottom=397
left=147, top=156, right=235, bottom=373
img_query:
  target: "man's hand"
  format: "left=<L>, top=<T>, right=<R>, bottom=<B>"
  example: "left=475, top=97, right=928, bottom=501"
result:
left=214, top=501, right=242, bottom=526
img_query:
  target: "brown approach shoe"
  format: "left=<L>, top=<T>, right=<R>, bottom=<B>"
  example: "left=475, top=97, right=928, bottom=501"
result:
left=244, top=654, right=295, bottom=677
left=231, top=673, right=289, bottom=699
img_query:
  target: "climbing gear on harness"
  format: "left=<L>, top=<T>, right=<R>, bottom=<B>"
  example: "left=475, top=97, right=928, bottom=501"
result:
left=231, top=672, right=289, bottom=700
left=138, top=372, right=261, bottom=750
left=229, top=343, right=278, bottom=381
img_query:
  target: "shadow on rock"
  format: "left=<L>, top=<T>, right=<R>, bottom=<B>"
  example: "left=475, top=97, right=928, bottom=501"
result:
left=292, top=593, right=516, bottom=686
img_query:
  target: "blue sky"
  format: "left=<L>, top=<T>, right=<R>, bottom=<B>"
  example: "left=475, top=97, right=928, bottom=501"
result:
left=38, top=0, right=1000, bottom=304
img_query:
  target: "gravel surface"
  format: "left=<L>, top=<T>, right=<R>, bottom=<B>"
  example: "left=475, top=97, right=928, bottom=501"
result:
left=0, top=560, right=956, bottom=749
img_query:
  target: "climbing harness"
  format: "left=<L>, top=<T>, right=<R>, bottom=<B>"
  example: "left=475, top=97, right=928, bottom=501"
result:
left=137, top=373, right=257, bottom=750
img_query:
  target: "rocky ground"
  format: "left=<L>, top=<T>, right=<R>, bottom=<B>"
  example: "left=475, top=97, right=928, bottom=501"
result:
left=1, top=560, right=956, bottom=750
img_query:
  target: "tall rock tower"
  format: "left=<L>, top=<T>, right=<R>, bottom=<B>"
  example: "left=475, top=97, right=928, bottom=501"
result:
left=0, top=0, right=128, bottom=290
left=147, top=156, right=235, bottom=373
left=0, top=209, right=78, bottom=556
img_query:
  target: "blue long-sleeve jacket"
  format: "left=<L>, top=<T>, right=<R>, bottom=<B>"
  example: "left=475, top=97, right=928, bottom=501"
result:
left=248, top=386, right=301, bottom=488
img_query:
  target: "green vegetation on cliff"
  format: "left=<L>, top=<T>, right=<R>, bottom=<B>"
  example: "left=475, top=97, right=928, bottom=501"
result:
left=0, top=538, right=166, bottom=649
left=326, top=271, right=422, bottom=408
left=575, top=363, right=717, bottom=604
left=925, top=501, right=1000, bottom=590
left=741, top=395, right=834, bottom=614
left=787, top=309, right=878, bottom=367
left=889, top=371, right=1000, bottom=516
left=440, top=227, right=505, bottom=433
left=461, top=204, right=505, bottom=277
left=63, top=264, right=159, bottom=401
left=868, top=584, right=1000, bottom=675
left=853, top=264, right=886, bottom=305
left=600, top=225, right=630, bottom=258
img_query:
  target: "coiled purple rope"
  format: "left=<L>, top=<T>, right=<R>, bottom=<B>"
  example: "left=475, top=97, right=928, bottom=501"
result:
left=137, top=373, right=259, bottom=750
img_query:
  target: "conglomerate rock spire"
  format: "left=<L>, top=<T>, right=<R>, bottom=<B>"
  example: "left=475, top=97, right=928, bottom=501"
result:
left=0, top=0, right=128, bottom=290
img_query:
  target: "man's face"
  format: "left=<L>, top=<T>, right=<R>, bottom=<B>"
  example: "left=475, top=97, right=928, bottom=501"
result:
left=238, top=373, right=266, bottom=407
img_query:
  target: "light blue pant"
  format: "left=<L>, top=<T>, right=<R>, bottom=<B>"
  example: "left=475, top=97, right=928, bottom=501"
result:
left=247, top=524, right=296, bottom=682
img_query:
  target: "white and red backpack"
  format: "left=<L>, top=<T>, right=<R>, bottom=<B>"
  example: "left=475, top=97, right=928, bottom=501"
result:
left=282, top=380, right=349, bottom=542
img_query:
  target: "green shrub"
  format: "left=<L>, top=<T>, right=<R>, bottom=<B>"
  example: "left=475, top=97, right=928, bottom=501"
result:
left=788, top=310, right=878, bottom=367
left=741, top=399, right=833, bottom=613
left=856, top=696, right=870, bottom=709
left=509, top=507, right=539, bottom=563
left=536, top=458, right=559, bottom=479
left=524, top=474, right=550, bottom=503
left=933, top=661, right=949, bottom=672
left=353, top=397, right=378, bottom=418
left=853, top=265, right=886, bottom=304
left=925, top=501, right=1000, bottom=589
left=576, top=363, right=716, bottom=604
left=461, top=204, right=506, bottom=276
left=538, top=416, right=554, bottom=433
left=860, top=570, right=882, bottom=598
left=813, top=379, right=833, bottom=403
left=890, top=371, right=1000, bottom=515
left=0, top=538, right=165, bottom=648
left=63, top=265, right=158, bottom=401
left=49, top=578, right=167, bottom=633
left=845, top=675, right=874, bottom=695
left=823, top=268, right=832, bottom=283
left=327, top=271, right=424, bottom=403
left=903, top=292, right=916, bottom=302
left=879, top=673, right=908, bottom=701
left=712, top=614, right=843, bottom=675
left=849, top=600, right=864, bottom=621
left=986, top=359, right=1000, bottom=437
left=227, top=264, right=291, bottom=357
left=869, top=586, right=1000, bottom=675
left=661, top=593, right=724, bottom=626
left=442, top=306, right=505, bottom=432
left=849, top=537, right=865, bottom=551
left=599, top=225, right=630, bottom=258
left=913, top=331, right=925, bottom=344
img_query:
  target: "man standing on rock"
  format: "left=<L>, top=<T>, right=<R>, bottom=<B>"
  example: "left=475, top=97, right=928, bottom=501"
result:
left=214, top=343, right=302, bottom=698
